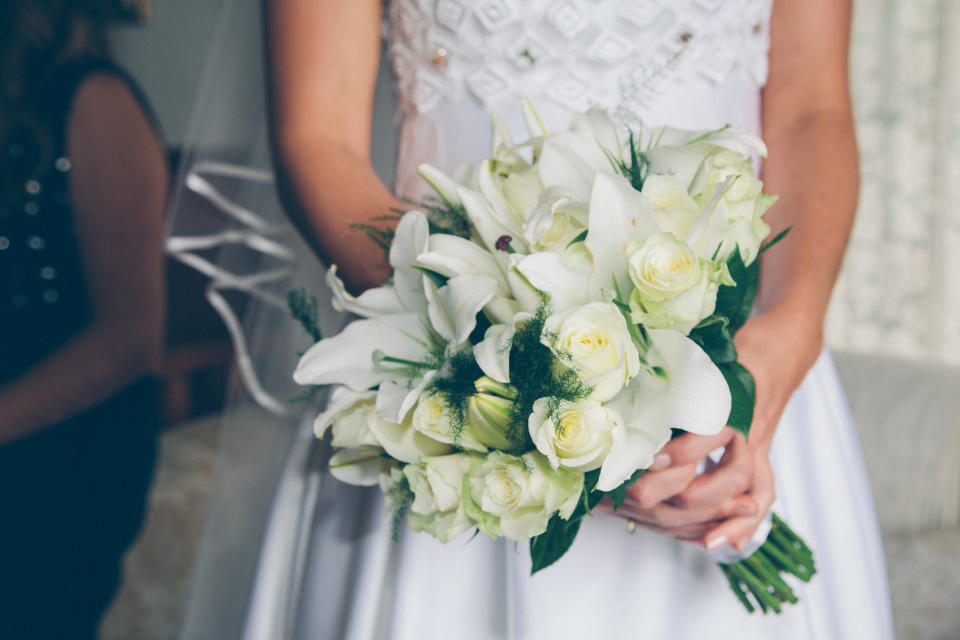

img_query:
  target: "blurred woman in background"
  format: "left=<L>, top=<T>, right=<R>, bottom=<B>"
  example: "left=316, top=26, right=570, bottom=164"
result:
left=0, top=1, right=167, bottom=638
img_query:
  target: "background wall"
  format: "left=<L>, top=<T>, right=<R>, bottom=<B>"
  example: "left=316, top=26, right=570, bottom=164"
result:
left=110, top=0, right=224, bottom=146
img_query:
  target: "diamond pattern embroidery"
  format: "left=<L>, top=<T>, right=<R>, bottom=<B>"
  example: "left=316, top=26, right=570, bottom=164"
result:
left=586, top=30, right=634, bottom=62
left=388, top=0, right=774, bottom=118
left=547, top=1, right=589, bottom=39
left=473, top=0, right=517, bottom=32
left=435, top=0, right=468, bottom=33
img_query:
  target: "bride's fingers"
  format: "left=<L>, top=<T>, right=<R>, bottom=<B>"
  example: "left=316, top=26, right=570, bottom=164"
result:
left=623, top=463, right=698, bottom=508
left=703, top=461, right=775, bottom=551
left=669, top=435, right=754, bottom=509
left=616, top=496, right=758, bottom=528
left=655, top=427, right=736, bottom=469
left=702, top=514, right=764, bottom=552
left=629, top=519, right=727, bottom=541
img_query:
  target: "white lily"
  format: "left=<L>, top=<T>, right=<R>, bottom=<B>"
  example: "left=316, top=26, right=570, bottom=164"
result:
left=517, top=172, right=660, bottom=310
left=295, top=211, right=499, bottom=423
left=597, top=329, right=731, bottom=491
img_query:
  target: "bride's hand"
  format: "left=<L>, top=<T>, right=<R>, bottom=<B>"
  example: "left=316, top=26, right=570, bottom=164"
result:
left=612, top=308, right=822, bottom=551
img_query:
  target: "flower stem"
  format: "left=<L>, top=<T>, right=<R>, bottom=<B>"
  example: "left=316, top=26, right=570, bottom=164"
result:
left=717, top=512, right=816, bottom=614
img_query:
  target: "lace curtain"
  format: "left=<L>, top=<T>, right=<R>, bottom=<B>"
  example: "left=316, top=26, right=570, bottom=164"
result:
left=827, top=0, right=960, bottom=366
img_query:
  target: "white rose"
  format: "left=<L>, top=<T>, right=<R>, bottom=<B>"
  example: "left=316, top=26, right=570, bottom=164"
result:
left=641, top=174, right=700, bottom=239
left=462, top=451, right=583, bottom=541
left=627, top=232, right=703, bottom=302
left=329, top=396, right=380, bottom=449
left=627, top=233, right=729, bottom=334
left=542, top=302, right=641, bottom=402
left=528, top=398, right=618, bottom=472
left=693, top=151, right=776, bottom=265
left=403, top=453, right=475, bottom=543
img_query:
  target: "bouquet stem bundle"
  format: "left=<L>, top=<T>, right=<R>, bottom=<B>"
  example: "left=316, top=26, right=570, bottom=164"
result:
left=720, top=514, right=816, bottom=614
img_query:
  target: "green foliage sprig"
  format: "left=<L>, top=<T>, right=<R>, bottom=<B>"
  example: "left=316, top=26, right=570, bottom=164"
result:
left=608, top=130, right=650, bottom=192
left=505, top=304, right=593, bottom=454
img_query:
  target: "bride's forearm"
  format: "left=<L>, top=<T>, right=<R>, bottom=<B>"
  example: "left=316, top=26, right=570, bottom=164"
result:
left=756, top=107, right=859, bottom=336
left=274, top=132, right=402, bottom=291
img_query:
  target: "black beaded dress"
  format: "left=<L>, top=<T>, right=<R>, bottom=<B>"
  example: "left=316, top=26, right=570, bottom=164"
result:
left=0, top=57, right=159, bottom=640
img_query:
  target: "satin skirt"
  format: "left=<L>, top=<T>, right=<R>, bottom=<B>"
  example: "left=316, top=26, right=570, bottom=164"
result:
left=259, top=349, right=893, bottom=640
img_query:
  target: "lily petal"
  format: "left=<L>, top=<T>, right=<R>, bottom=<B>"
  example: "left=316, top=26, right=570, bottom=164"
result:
left=515, top=252, right=591, bottom=312
left=426, top=274, right=498, bottom=345
left=585, top=173, right=659, bottom=299
left=417, top=232, right=510, bottom=292
left=293, top=313, right=429, bottom=390
left=390, top=211, right=430, bottom=314
left=418, top=164, right=463, bottom=208
left=539, top=131, right=612, bottom=201
left=597, top=423, right=671, bottom=491
left=376, top=370, right=436, bottom=424
left=325, top=265, right=403, bottom=318
left=473, top=323, right=515, bottom=383
left=644, top=329, right=731, bottom=436
left=328, top=447, right=393, bottom=487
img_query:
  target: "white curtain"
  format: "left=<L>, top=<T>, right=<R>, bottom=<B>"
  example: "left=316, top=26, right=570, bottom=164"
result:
left=827, top=0, right=960, bottom=365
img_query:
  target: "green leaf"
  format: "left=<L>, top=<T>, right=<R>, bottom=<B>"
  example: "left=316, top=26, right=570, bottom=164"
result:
left=566, top=229, right=588, bottom=248
left=530, top=515, right=583, bottom=574
left=758, top=225, right=792, bottom=257
left=413, top=266, right=450, bottom=289
left=608, top=468, right=646, bottom=511
left=689, top=322, right=738, bottom=364
left=714, top=249, right=759, bottom=335
left=719, top=361, right=756, bottom=439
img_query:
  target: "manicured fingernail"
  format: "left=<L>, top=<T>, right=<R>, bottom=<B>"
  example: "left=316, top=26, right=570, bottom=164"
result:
left=650, top=453, right=671, bottom=471
left=706, top=535, right=729, bottom=551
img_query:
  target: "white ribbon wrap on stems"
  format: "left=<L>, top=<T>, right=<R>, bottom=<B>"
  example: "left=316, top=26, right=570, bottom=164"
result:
left=710, top=511, right=773, bottom=565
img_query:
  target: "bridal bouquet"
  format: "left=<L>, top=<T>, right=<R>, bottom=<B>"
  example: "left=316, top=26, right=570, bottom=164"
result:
left=291, top=101, right=814, bottom=613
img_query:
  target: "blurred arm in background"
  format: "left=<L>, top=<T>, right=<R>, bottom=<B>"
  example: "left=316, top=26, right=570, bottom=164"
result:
left=0, top=74, right=168, bottom=446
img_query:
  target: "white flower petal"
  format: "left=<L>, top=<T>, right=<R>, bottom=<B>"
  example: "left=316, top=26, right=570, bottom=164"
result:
left=426, top=274, right=498, bottom=345
left=473, top=323, right=515, bottom=383
left=585, top=173, right=659, bottom=299
left=515, top=252, right=591, bottom=311
left=539, top=131, right=612, bottom=201
left=569, top=107, right=623, bottom=161
left=522, top=97, right=549, bottom=139
left=325, top=265, right=403, bottom=318
left=293, top=313, right=429, bottom=390
left=597, top=423, right=671, bottom=491
left=417, top=233, right=510, bottom=292
left=328, top=448, right=393, bottom=487
left=376, top=370, right=436, bottom=424
left=418, top=164, right=463, bottom=208
left=644, top=329, right=731, bottom=436
left=366, top=409, right=452, bottom=464
left=313, top=387, right=375, bottom=439
left=390, top=212, right=430, bottom=314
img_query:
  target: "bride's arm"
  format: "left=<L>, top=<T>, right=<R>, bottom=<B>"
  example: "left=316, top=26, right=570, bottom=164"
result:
left=613, top=0, right=858, bottom=550
left=266, top=0, right=402, bottom=292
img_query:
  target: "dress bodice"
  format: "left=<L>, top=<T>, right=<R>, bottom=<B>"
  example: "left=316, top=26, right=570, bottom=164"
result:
left=386, top=0, right=774, bottom=197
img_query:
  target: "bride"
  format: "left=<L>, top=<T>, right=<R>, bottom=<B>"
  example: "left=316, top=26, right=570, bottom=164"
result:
left=173, top=0, right=893, bottom=638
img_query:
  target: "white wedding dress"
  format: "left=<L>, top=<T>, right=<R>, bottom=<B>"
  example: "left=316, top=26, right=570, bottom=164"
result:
left=176, top=1, right=894, bottom=639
